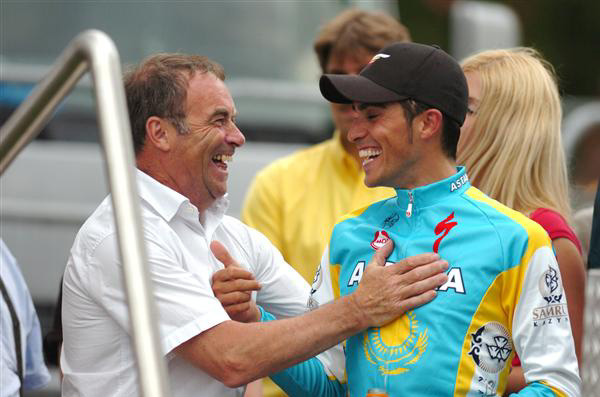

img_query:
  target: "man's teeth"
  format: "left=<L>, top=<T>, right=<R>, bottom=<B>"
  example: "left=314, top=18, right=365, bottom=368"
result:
left=213, top=154, right=233, bottom=163
left=358, top=149, right=381, bottom=159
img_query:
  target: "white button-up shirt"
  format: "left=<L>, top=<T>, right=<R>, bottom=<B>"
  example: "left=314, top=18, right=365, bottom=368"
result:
left=61, top=170, right=310, bottom=397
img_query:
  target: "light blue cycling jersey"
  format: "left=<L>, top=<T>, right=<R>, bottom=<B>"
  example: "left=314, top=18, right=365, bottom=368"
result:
left=269, top=167, right=580, bottom=397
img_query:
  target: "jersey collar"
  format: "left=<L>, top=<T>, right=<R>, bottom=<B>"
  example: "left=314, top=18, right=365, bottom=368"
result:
left=394, top=166, right=470, bottom=212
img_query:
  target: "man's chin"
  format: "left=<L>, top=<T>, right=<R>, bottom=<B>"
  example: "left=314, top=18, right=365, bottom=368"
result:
left=363, top=177, right=378, bottom=188
left=208, top=183, right=228, bottom=201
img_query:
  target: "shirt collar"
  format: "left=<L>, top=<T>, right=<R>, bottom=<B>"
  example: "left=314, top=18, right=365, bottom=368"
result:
left=136, top=169, right=229, bottom=227
left=394, top=166, right=470, bottom=211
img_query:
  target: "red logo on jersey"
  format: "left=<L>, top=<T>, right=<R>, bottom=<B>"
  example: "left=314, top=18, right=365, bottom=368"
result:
left=433, top=212, right=457, bottom=253
left=371, top=230, right=391, bottom=250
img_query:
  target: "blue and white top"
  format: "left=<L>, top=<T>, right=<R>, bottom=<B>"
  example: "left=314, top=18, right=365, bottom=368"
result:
left=270, top=167, right=581, bottom=397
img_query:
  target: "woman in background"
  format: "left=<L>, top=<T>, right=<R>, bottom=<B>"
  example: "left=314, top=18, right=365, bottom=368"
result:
left=456, top=47, right=586, bottom=394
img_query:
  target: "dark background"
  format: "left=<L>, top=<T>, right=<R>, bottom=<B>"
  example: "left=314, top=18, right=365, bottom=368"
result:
left=398, top=0, right=599, bottom=97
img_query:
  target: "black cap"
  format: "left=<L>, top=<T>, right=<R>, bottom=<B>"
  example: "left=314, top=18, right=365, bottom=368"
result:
left=319, top=42, right=468, bottom=126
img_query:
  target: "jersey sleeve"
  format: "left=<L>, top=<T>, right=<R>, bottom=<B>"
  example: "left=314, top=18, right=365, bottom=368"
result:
left=510, top=243, right=581, bottom=396
left=270, top=357, right=347, bottom=397
left=308, top=245, right=347, bottom=381
left=257, top=305, right=346, bottom=397
left=258, top=246, right=349, bottom=396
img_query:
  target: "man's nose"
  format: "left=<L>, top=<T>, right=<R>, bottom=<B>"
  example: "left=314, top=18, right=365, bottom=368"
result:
left=226, top=124, right=245, bottom=147
left=347, top=118, right=366, bottom=143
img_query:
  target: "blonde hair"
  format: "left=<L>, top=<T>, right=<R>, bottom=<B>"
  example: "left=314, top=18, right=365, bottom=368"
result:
left=457, top=48, right=572, bottom=218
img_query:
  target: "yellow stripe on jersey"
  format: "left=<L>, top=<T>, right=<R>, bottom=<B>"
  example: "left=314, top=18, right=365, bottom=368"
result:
left=335, top=202, right=374, bottom=225
left=540, top=380, right=567, bottom=397
left=453, top=188, right=553, bottom=395
left=330, top=263, right=341, bottom=301
left=453, top=267, right=520, bottom=396
left=465, top=187, right=552, bottom=263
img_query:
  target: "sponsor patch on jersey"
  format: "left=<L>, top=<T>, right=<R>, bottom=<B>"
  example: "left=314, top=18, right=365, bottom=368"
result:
left=307, top=264, right=323, bottom=310
left=436, top=267, right=465, bottom=294
left=450, top=173, right=469, bottom=192
left=307, top=295, right=319, bottom=311
left=468, top=322, right=512, bottom=374
left=382, top=212, right=400, bottom=229
left=364, top=310, right=428, bottom=375
left=370, top=230, right=390, bottom=250
left=532, top=265, right=569, bottom=327
left=433, top=212, right=457, bottom=253
left=539, top=265, right=563, bottom=303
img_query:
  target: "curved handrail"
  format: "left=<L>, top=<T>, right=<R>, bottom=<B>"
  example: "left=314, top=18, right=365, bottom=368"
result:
left=0, top=30, right=170, bottom=397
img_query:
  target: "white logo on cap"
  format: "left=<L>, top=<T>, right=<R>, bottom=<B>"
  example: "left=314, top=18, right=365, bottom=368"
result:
left=369, top=53, right=390, bottom=64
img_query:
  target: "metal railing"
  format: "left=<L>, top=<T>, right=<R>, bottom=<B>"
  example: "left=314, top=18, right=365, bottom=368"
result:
left=0, top=30, right=170, bottom=397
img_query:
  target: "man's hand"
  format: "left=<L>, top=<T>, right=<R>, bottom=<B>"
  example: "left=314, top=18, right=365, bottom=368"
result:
left=210, top=241, right=262, bottom=323
left=350, top=240, right=448, bottom=328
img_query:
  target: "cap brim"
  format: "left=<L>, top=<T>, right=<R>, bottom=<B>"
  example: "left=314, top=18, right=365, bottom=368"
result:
left=319, top=74, right=406, bottom=104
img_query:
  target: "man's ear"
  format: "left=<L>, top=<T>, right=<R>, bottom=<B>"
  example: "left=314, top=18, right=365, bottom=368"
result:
left=145, top=116, right=171, bottom=152
left=417, top=109, right=443, bottom=141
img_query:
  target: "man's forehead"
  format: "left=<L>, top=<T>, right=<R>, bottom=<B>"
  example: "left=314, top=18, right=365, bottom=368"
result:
left=186, top=73, right=235, bottom=109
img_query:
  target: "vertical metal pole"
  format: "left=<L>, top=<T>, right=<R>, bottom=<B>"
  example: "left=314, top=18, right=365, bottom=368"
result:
left=0, top=30, right=170, bottom=397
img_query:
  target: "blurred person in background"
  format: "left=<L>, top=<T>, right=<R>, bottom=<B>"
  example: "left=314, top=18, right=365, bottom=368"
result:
left=572, top=206, right=593, bottom=264
left=456, top=47, right=586, bottom=394
left=563, top=102, right=600, bottom=211
left=564, top=103, right=600, bottom=265
left=242, top=11, right=410, bottom=395
left=1, top=238, right=51, bottom=396
left=569, top=122, right=600, bottom=208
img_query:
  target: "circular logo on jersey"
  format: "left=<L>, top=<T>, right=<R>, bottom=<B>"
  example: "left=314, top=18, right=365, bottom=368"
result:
left=538, top=266, right=563, bottom=304
left=468, top=322, right=512, bottom=374
left=370, top=230, right=391, bottom=250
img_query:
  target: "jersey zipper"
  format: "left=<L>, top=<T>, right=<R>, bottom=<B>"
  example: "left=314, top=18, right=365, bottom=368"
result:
left=406, top=191, right=414, bottom=218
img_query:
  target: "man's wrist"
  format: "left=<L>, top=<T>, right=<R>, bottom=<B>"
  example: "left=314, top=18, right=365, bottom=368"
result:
left=339, top=294, right=369, bottom=332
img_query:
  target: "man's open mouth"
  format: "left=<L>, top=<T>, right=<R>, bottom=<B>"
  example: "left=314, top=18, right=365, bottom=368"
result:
left=358, top=148, right=381, bottom=166
left=212, top=154, right=232, bottom=169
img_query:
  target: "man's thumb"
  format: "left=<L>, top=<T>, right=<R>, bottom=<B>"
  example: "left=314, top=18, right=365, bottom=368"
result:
left=373, top=239, right=394, bottom=266
left=210, top=240, right=240, bottom=268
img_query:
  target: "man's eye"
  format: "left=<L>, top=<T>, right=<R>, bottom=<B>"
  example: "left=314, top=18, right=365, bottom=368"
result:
left=366, top=113, right=379, bottom=120
left=214, top=118, right=225, bottom=126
